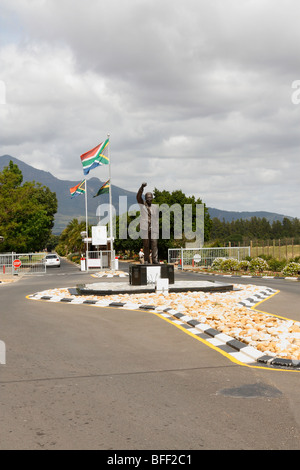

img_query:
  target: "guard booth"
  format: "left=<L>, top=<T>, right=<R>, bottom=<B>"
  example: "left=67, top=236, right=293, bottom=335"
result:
left=83, top=226, right=115, bottom=271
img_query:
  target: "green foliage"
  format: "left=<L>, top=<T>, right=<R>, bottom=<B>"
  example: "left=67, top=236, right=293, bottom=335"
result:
left=210, top=215, right=300, bottom=243
left=282, top=262, right=300, bottom=276
left=67, top=253, right=82, bottom=264
left=219, top=258, right=240, bottom=271
left=45, top=234, right=60, bottom=252
left=238, top=260, right=250, bottom=271
left=112, top=211, right=142, bottom=257
left=209, top=255, right=297, bottom=274
left=208, top=255, right=300, bottom=274
left=268, top=258, right=287, bottom=272
left=153, top=188, right=212, bottom=243
left=0, top=161, right=57, bottom=252
left=211, top=257, right=240, bottom=271
left=56, top=219, right=87, bottom=256
left=249, top=257, right=269, bottom=272
left=211, top=257, right=227, bottom=270
left=113, top=187, right=212, bottom=260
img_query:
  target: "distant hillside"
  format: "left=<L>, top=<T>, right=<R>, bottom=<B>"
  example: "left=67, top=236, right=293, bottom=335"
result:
left=0, top=155, right=294, bottom=234
left=207, top=207, right=293, bottom=223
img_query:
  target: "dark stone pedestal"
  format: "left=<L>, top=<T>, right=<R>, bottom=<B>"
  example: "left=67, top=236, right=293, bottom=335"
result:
left=129, top=264, right=174, bottom=286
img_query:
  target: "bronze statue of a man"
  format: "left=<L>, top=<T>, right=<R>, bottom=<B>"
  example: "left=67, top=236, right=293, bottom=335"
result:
left=136, top=182, right=159, bottom=264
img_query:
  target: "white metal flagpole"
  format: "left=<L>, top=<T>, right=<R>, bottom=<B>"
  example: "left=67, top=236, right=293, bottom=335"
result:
left=85, top=179, right=89, bottom=271
left=107, top=133, right=115, bottom=271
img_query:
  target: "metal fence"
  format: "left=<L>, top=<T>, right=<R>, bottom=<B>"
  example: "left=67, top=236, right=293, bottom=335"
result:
left=168, top=247, right=251, bottom=269
left=0, top=253, right=46, bottom=275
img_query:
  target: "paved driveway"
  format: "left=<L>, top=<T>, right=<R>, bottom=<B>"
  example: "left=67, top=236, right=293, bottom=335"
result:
left=0, top=263, right=300, bottom=450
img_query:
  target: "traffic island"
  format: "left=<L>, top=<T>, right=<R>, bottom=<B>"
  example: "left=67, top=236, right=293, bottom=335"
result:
left=74, top=279, right=234, bottom=296
left=75, top=263, right=233, bottom=296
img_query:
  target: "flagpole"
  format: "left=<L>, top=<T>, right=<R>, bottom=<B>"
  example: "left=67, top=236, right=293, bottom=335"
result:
left=85, top=179, right=89, bottom=272
left=107, top=133, right=115, bottom=271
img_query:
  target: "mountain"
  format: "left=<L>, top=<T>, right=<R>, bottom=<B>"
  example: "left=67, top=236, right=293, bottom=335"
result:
left=0, top=155, right=295, bottom=234
left=207, top=207, right=293, bottom=223
left=0, top=155, right=137, bottom=233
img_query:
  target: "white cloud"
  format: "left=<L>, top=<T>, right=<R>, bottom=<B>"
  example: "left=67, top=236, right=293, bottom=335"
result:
left=1, top=0, right=300, bottom=218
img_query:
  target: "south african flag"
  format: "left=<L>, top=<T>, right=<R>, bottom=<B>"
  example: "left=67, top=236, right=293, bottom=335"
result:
left=70, top=179, right=86, bottom=198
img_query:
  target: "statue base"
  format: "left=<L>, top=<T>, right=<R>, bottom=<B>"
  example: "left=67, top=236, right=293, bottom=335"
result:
left=129, top=264, right=174, bottom=286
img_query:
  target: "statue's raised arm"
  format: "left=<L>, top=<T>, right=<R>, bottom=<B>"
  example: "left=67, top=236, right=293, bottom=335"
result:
left=137, top=182, right=147, bottom=204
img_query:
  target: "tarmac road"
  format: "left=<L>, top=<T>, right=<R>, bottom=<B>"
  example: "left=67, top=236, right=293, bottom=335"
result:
left=0, top=259, right=300, bottom=451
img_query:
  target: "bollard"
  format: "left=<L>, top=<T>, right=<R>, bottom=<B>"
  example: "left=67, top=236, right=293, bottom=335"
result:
left=80, top=258, right=86, bottom=271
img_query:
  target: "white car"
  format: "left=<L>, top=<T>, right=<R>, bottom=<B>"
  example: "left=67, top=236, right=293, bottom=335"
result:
left=43, top=253, right=61, bottom=267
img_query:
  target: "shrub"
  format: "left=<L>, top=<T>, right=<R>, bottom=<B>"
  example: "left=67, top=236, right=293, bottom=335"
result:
left=268, top=258, right=287, bottom=272
left=211, top=257, right=227, bottom=270
left=238, top=260, right=250, bottom=271
left=282, top=262, right=300, bottom=276
left=220, top=258, right=240, bottom=271
left=249, top=257, right=269, bottom=272
left=257, top=253, right=272, bottom=261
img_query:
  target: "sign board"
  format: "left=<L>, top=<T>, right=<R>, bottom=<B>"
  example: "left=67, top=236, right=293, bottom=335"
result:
left=156, top=278, right=169, bottom=293
left=13, top=259, right=22, bottom=268
left=193, top=254, right=201, bottom=262
left=92, top=226, right=107, bottom=246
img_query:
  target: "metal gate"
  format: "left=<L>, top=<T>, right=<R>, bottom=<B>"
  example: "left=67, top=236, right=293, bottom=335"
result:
left=0, top=253, right=46, bottom=275
left=168, top=246, right=251, bottom=269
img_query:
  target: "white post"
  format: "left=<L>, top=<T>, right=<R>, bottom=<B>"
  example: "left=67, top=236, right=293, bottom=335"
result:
left=85, top=179, right=89, bottom=271
left=107, top=133, right=115, bottom=271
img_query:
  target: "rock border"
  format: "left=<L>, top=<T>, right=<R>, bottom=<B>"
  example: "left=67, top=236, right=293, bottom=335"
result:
left=28, top=286, right=300, bottom=370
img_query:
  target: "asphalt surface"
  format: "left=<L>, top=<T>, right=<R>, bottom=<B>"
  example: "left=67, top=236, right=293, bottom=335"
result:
left=0, top=260, right=300, bottom=451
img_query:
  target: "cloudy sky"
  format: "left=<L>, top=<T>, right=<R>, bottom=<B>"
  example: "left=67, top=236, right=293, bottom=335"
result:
left=1, top=0, right=300, bottom=217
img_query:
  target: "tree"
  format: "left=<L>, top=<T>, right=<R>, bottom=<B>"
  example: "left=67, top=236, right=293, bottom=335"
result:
left=282, top=217, right=293, bottom=237
left=56, top=218, right=87, bottom=256
left=45, top=233, right=60, bottom=252
left=271, top=220, right=283, bottom=239
left=291, top=218, right=300, bottom=238
left=113, top=211, right=142, bottom=255
left=113, top=187, right=212, bottom=260
left=0, top=161, right=57, bottom=252
left=153, top=188, right=212, bottom=243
